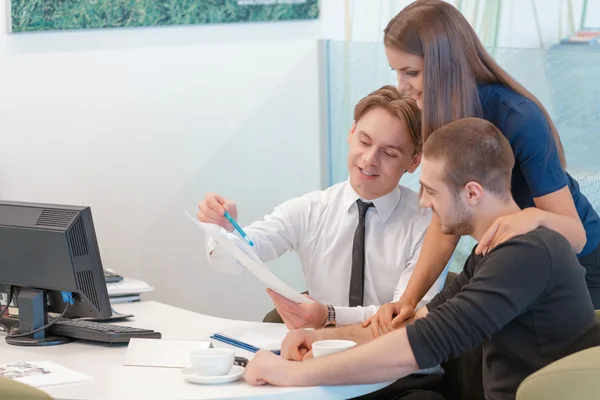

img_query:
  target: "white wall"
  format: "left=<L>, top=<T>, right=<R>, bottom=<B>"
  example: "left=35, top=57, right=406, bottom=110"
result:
left=0, top=7, right=327, bottom=321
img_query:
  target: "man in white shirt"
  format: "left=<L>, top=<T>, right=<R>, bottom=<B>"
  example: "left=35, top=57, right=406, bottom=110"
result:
left=198, top=85, right=447, bottom=329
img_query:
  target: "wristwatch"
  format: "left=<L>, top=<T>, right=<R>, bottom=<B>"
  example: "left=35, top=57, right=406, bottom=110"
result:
left=324, top=304, right=337, bottom=328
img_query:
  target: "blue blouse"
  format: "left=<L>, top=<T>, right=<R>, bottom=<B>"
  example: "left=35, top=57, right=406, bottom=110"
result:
left=478, top=83, right=600, bottom=256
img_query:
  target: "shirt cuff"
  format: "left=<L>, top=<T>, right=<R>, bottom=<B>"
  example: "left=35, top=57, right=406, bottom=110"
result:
left=206, top=229, right=246, bottom=258
left=206, top=235, right=219, bottom=256
left=334, top=305, right=379, bottom=326
left=206, top=235, right=232, bottom=259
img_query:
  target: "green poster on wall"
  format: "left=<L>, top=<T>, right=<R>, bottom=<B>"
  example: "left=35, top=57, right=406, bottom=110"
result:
left=8, top=0, right=319, bottom=33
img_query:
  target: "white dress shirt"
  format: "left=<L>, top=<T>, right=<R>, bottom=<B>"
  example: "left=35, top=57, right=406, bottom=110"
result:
left=206, top=180, right=447, bottom=326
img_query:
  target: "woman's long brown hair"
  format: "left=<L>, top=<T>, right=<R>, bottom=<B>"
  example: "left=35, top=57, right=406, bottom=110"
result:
left=384, top=0, right=566, bottom=167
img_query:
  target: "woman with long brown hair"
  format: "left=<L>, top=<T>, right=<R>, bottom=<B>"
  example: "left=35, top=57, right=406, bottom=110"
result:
left=367, top=0, right=600, bottom=332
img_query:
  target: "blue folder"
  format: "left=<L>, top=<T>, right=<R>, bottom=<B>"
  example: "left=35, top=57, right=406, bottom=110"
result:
left=210, top=333, right=281, bottom=355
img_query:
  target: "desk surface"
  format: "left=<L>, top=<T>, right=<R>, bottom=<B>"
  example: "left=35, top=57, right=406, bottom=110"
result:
left=0, top=301, right=390, bottom=400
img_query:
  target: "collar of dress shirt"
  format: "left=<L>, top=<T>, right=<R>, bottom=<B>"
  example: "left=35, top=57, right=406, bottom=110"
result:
left=342, top=179, right=402, bottom=223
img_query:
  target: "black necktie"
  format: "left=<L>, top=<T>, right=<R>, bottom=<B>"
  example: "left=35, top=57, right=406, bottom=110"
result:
left=349, top=200, right=374, bottom=307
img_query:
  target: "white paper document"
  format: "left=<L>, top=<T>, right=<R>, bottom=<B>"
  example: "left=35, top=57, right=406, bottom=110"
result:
left=123, top=338, right=212, bottom=368
left=0, top=361, right=93, bottom=388
left=186, top=212, right=313, bottom=304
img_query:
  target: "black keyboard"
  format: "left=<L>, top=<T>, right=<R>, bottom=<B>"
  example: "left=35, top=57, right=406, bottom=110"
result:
left=50, top=318, right=161, bottom=344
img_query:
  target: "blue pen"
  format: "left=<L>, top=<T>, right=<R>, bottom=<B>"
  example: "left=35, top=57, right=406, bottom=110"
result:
left=210, top=334, right=280, bottom=355
left=223, top=211, right=254, bottom=246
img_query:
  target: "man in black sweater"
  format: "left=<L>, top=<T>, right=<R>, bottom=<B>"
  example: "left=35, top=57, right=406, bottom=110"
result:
left=243, top=117, right=600, bottom=400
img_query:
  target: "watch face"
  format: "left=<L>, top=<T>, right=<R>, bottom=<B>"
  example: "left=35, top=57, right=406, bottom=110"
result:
left=325, top=305, right=336, bottom=327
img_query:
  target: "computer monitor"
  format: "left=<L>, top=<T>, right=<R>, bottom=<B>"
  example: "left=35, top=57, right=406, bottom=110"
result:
left=0, top=200, right=112, bottom=346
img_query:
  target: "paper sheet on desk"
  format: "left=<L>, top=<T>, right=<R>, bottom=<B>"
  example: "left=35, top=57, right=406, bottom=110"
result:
left=0, top=361, right=93, bottom=388
left=185, top=212, right=313, bottom=304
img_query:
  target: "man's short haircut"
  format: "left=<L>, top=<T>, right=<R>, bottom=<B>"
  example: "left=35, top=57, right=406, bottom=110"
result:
left=354, top=85, right=422, bottom=154
left=423, top=117, right=515, bottom=197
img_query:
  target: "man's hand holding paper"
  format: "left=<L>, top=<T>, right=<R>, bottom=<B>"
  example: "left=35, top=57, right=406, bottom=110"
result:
left=266, top=289, right=327, bottom=330
left=187, top=212, right=312, bottom=305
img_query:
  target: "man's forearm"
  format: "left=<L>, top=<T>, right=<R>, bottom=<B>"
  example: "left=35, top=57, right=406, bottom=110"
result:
left=296, top=328, right=418, bottom=386
left=316, top=324, right=376, bottom=345
left=318, top=307, right=430, bottom=342
left=401, top=215, right=458, bottom=306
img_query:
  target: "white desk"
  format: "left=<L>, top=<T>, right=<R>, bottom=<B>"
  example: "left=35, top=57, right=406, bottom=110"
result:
left=0, top=301, right=391, bottom=400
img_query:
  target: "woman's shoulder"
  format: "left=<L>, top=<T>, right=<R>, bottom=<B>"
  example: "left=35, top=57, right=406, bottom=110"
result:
left=478, top=83, right=546, bottom=130
left=478, top=83, right=535, bottom=108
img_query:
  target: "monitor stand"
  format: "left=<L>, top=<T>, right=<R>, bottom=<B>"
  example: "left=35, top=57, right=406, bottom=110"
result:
left=5, top=288, right=72, bottom=346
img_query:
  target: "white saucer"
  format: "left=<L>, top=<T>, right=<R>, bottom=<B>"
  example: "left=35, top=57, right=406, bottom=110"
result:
left=182, top=366, right=244, bottom=385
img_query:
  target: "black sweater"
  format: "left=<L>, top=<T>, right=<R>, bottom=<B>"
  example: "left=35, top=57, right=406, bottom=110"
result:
left=406, top=227, right=600, bottom=400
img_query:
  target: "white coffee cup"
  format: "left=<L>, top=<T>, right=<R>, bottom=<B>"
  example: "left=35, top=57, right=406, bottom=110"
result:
left=312, top=340, right=357, bottom=358
left=189, top=348, right=235, bottom=376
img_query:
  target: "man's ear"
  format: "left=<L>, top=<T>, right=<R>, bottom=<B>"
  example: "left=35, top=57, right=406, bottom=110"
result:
left=406, top=152, right=421, bottom=173
left=464, top=181, right=484, bottom=205
left=347, top=121, right=357, bottom=143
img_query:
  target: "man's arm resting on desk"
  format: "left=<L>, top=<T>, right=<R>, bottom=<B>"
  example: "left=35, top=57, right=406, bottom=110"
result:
left=280, top=324, right=375, bottom=361
left=299, top=328, right=419, bottom=385
left=247, top=328, right=419, bottom=387
left=280, top=307, right=429, bottom=361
